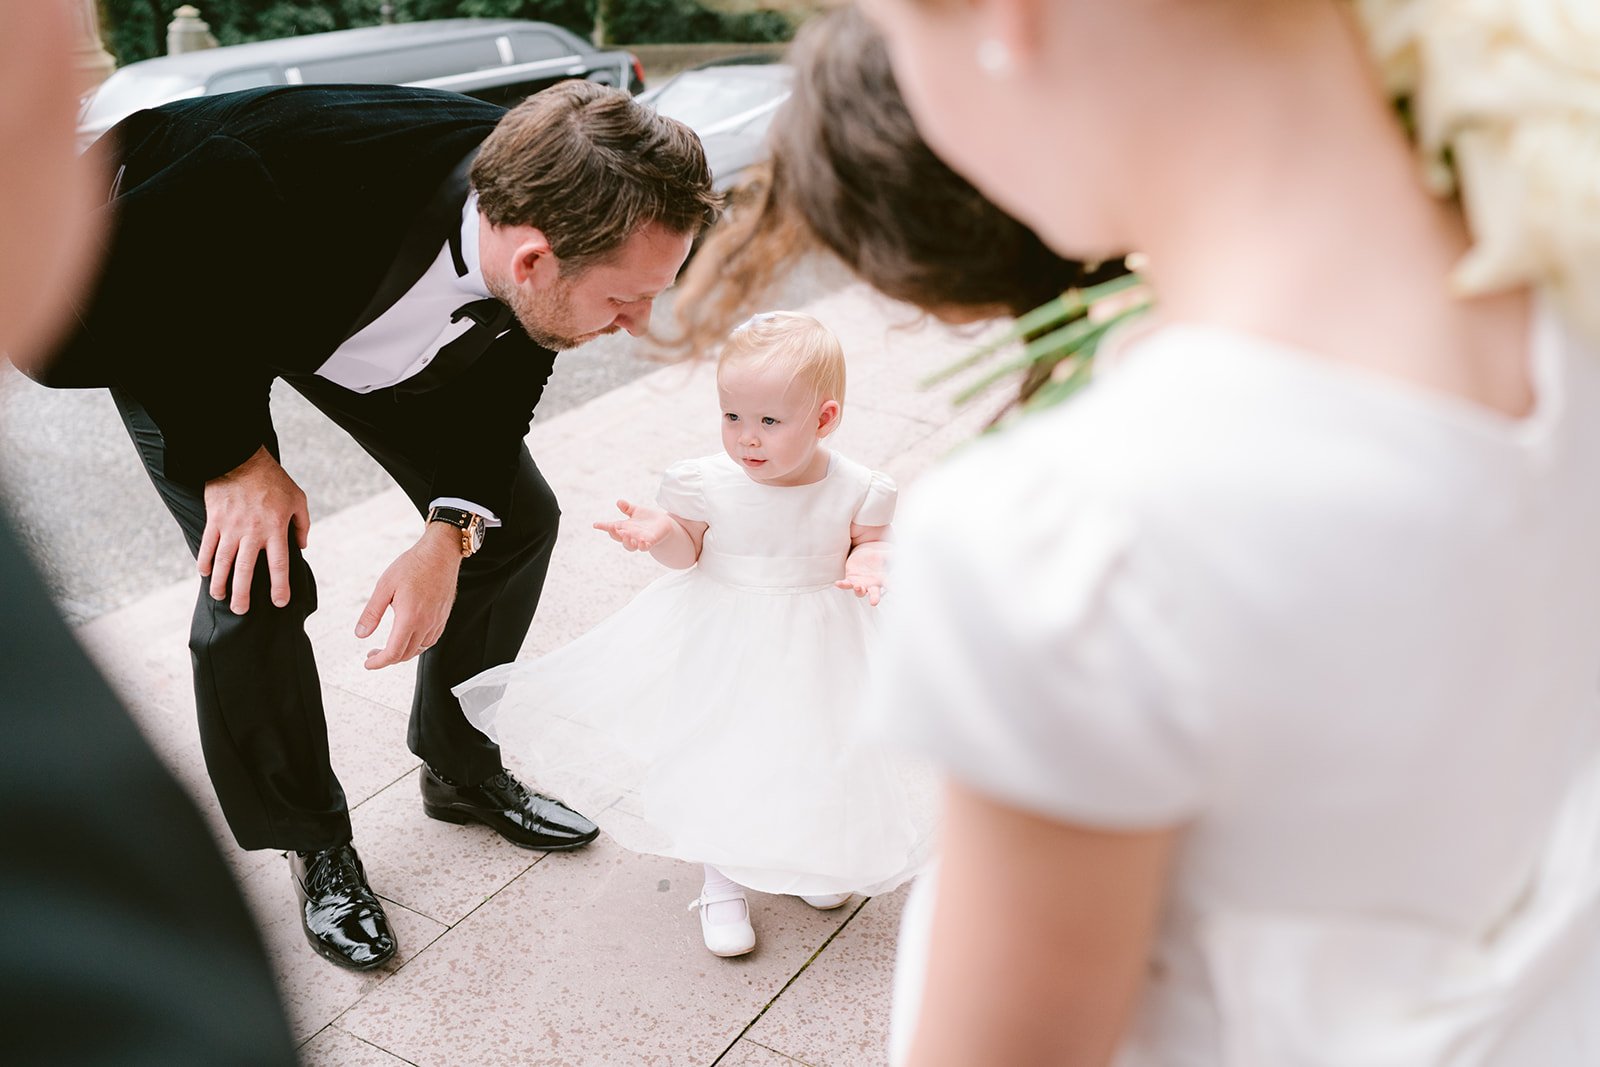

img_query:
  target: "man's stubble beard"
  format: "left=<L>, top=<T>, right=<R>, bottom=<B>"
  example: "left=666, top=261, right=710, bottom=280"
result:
left=491, top=272, right=615, bottom=352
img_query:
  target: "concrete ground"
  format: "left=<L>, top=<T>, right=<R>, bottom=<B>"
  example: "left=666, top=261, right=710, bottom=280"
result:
left=67, top=281, right=998, bottom=1066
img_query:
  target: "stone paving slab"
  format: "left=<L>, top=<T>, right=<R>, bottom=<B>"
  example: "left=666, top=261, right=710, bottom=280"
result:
left=337, top=840, right=856, bottom=1066
left=72, top=282, right=1001, bottom=1065
left=746, top=888, right=910, bottom=1066
left=300, top=1027, right=418, bottom=1067
left=349, top=773, right=545, bottom=928
left=237, top=860, right=452, bottom=1046
left=720, top=1041, right=816, bottom=1066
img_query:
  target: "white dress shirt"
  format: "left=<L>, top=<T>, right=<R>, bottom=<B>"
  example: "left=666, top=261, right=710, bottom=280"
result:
left=317, top=192, right=501, bottom=525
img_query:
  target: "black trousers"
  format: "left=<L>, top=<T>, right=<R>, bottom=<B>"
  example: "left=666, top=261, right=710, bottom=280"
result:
left=112, top=375, right=560, bottom=853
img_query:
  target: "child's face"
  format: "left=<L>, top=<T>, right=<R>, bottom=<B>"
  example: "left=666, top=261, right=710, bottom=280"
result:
left=717, top=362, right=840, bottom=486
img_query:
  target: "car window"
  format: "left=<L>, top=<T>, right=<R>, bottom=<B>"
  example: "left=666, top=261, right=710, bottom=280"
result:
left=511, top=32, right=575, bottom=63
left=207, top=67, right=282, bottom=94
left=648, top=71, right=787, bottom=130
left=295, top=39, right=503, bottom=85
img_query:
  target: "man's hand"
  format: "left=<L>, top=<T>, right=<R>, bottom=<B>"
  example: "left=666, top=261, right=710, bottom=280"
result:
left=356, top=522, right=463, bottom=670
left=594, top=499, right=678, bottom=552
left=837, top=538, right=891, bottom=607
left=199, top=446, right=311, bottom=614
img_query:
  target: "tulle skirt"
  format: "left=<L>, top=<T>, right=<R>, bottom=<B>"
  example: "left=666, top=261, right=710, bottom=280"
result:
left=455, top=569, right=935, bottom=896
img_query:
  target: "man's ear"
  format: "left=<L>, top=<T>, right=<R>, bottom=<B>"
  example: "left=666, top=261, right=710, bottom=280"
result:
left=817, top=399, right=842, bottom=437
left=507, top=226, right=555, bottom=287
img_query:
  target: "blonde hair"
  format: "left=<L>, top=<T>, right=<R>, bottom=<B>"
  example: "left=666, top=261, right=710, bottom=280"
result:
left=1354, top=0, right=1600, bottom=339
left=717, top=311, right=848, bottom=406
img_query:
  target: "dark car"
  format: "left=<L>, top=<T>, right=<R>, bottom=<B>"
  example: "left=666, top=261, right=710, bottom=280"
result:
left=639, top=59, right=793, bottom=193
left=79, top=18, right=645, bottom=149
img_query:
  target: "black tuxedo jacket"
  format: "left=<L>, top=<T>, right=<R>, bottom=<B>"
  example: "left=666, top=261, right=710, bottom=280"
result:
left=48, top=85, right=558, bottom=517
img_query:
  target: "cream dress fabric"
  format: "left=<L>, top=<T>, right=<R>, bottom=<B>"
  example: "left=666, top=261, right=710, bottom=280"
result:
left=880, top=297, right=1600, bottom=1065
left=456, top=450, right=932, bottom=897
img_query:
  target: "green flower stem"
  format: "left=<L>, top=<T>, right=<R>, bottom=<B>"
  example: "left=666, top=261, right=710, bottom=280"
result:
left=951, top=301, right=1151, bottom=406
left=920, top=271, right=1145, bottom=388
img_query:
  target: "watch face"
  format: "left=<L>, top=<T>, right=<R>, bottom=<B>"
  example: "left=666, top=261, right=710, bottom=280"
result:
left=468, top=519, right=486, bottom=555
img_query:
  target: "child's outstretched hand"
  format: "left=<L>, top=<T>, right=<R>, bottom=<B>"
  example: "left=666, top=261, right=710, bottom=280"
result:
left=837, top=540, right=891, bottom=607
left=594, top=499, right=677, bottom=552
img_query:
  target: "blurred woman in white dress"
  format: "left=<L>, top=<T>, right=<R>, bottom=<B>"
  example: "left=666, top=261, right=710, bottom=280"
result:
left=855, top=0, right=1600, bottom=1063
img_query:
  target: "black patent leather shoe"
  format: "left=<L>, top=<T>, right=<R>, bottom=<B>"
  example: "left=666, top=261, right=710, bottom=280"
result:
left=288, top=843, right=397, bottom=972
left=421, top=765, right=599, bottom=851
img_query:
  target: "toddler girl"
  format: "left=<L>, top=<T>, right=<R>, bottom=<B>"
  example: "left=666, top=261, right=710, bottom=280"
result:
left=453, top=310, right=929, bottom=957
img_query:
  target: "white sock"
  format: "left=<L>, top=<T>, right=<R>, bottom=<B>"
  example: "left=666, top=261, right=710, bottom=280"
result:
left=701, top=865, right=748, bottom=924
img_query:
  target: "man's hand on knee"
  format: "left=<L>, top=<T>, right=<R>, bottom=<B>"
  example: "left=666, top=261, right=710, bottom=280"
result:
left=356, top=523, right=463, bottom=669
left=199, top=446, right=311, bottom=614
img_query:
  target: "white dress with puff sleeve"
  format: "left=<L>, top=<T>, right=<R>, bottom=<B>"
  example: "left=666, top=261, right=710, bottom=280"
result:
left=879, top=299, right=1600, bottom=1066
left=456, top=450, right=931, bottom=897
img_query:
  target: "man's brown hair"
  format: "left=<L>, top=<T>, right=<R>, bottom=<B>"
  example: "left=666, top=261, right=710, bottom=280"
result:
left=472, top=80, right=721, bottom=272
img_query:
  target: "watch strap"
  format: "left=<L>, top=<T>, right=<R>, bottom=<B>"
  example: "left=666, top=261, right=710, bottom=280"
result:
left=426, top=505, right=474, bottom=530
left=426, top=505, right=484, bottom=557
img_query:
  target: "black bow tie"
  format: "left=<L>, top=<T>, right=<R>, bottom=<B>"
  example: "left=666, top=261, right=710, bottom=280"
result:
left=451, top=297, right=513, bottom=332
left=394, top=297, right=514, bottom=396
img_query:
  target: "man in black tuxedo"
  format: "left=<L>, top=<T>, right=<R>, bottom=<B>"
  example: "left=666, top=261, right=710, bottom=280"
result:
left=33, top=80, right=719, bottom=970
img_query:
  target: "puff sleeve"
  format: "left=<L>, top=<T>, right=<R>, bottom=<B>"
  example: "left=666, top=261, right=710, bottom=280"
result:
left=854, top=469, right=899, bottom=527
left=872, top=443, right=1213, bottom=830
left=656, top=458, right=709, bottom=522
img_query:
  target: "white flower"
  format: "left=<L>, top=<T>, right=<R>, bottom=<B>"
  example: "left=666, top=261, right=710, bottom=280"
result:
left=1354, top=0, right=1600, bottom=339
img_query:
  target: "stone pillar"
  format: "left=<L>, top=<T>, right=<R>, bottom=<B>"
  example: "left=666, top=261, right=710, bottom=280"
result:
left=167, top=5, right=219, bottom=55
left=70, top=0, right=116, bottom=90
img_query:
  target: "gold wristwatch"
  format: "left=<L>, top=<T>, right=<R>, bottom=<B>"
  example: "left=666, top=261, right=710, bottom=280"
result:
left=426, top=505, right=486, bottom=558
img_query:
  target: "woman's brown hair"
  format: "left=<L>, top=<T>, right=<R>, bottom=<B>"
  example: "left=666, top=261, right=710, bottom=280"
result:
left=672, top=6, right=1124, bottom=352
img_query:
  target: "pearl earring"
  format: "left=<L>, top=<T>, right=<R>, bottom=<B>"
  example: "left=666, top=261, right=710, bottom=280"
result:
left=975, top=38, right=1013, bottom=78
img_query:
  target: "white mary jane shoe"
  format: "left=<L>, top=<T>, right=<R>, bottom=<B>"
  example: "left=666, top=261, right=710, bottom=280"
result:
left=798, top=892, right=852, bottom=911
left=688, top=888, right=756, bottom=957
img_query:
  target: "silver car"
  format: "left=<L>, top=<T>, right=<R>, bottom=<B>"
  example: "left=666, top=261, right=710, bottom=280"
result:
left=79, top=18, right=644, bottom=149
left=640, top=59, right=793, bottom=193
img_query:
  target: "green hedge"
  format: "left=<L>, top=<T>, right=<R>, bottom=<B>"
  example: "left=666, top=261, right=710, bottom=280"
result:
left=603, top=0, right=790, bottom=45
left=100, top=0, right=793, bottom=67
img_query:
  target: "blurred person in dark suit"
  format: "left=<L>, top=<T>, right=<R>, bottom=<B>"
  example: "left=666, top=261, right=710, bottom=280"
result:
left=0, top=3, right=295, bottom=1062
